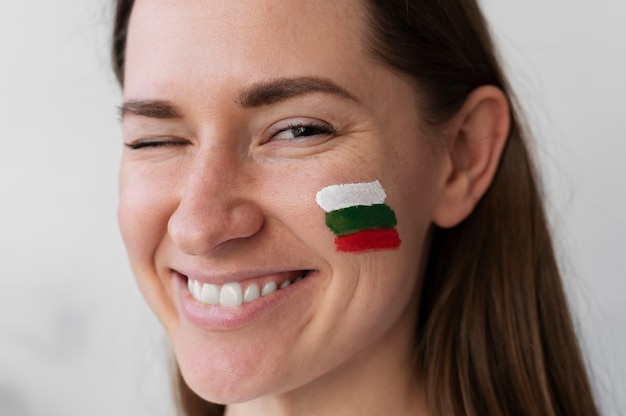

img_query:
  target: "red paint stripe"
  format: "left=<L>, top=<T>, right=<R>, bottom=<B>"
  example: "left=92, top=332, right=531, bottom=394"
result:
left=334, top=228, right=401, bottom=253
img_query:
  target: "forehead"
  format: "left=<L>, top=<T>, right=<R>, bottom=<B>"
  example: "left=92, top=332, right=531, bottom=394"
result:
left=124, top=0, right=373, bottom=97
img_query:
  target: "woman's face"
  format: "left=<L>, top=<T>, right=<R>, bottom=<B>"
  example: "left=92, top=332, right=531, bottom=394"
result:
left=119, top=0, right=448, bottom=403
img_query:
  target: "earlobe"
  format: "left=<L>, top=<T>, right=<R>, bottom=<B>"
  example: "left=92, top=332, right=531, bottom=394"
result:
left=432, top=86, right=510, bottom=228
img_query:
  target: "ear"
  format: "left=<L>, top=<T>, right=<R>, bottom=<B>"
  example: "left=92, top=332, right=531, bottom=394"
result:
left=432, top=86, right=510, bottom=228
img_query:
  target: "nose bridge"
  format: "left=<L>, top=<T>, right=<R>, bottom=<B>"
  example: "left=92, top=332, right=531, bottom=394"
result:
left=187, top=145, right=238, bottom=202
left=168, top=145, right=262, bottom=255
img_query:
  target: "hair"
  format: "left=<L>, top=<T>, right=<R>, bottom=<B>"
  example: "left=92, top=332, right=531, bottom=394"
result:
left=112, top=1, right=599, bottom=415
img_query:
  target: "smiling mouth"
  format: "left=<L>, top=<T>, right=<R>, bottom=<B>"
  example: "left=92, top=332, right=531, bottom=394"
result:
left=186, top=270, right=310, bottom=308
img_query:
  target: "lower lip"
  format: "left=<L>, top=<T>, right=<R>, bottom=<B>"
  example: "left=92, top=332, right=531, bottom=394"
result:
left=174, top=271, right=314, bottom=331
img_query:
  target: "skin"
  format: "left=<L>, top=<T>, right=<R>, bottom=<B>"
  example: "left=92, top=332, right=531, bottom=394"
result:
left=118, top=0, right=509, bottom=414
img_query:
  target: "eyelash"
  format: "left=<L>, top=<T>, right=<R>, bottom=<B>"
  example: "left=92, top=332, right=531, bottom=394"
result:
left=124, top=139, right=186, bottom=150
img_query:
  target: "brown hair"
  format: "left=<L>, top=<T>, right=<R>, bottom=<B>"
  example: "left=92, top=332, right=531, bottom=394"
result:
left=112, top=0, right=599, bottom=415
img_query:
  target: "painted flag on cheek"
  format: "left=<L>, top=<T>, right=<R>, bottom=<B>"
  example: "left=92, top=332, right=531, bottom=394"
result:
left=315, top=181, right=402, bottom=253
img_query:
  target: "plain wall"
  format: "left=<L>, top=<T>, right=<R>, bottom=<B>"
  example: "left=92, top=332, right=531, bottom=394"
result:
left=0, top=1, right=624, bottom=415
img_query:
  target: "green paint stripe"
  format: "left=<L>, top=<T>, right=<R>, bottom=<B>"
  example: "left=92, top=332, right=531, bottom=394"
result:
left=325, top=204, right=397, bottom=236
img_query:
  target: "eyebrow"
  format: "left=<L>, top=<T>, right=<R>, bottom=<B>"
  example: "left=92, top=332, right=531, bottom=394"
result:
left=119, top=99, right=183, bottom=120
left=119, top=76, right=358, bottom=120
left=237, top=76, right=358, bottom=108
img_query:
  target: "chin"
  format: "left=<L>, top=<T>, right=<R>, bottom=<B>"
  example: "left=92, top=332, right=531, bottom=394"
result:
left=179, top=362, right=291, bottom=406
left=172, top=332, right=285, bottom=405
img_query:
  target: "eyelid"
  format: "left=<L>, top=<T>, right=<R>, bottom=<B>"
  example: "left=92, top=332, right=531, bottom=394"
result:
left=124, top=137, right=189, bottom=150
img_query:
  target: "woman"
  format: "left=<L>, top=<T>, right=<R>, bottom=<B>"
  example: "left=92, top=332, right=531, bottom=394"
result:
left=112, top=0, right=599, bottom=414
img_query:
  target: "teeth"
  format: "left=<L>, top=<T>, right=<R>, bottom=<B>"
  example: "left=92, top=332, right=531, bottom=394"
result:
left=261, top=281, right=278, bottom=296
left=220, top=282, right=243, bottom=307
left=200, top=283, right=220, bottom=305
left=191, top=279, right=202, bottom=300
left=188, top=272, right=307, bottom=307
left=243, top=284, right=260, bottom=303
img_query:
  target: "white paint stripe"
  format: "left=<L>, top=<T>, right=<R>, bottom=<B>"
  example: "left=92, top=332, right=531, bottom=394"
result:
left=315, top=180, right=387, bottom=212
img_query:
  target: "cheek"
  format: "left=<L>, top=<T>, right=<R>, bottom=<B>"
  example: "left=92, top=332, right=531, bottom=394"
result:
left=390, top=136, right=444, bottom=231
left=117, top=165, right=175, bottom=270
left=256, top=163, right=347, bottom=252
left=118, top=165, right=182, bottom=329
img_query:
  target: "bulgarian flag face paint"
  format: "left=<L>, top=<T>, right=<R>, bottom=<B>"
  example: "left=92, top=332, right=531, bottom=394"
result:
left=315, top=180, right=402, bottom=253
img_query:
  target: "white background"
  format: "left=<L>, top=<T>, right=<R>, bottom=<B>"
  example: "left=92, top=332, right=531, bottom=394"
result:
left=0, top=1, right=624, bottom=415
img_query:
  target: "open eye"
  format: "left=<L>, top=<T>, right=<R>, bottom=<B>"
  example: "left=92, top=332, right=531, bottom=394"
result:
left=269, top=120, right=336, bottom=142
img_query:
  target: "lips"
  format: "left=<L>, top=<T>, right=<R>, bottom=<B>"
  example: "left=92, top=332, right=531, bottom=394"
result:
left=184, top=270, right=309, bottom=307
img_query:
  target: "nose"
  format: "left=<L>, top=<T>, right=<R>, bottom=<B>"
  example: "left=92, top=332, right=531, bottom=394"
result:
left=167, top=147, right=264, bottom=255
